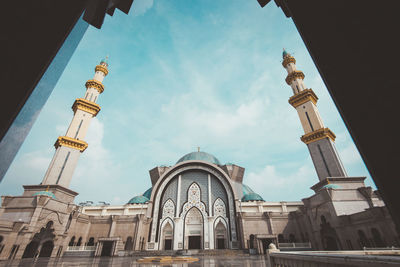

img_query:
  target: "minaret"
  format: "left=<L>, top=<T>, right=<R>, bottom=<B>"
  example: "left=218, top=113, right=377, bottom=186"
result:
left=41, top=58, right=109, bottom=188
left=282, top=50, right=347, bottom=181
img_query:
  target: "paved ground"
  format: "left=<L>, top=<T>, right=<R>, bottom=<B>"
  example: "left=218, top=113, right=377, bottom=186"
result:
left=0, top=255, right=268, bottom=267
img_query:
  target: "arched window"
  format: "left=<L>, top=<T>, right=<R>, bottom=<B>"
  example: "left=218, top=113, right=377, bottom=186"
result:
left=278, top=234, right=284, bottom=243
left=249, top=234, right=255, bottom=249
left=87, top=237, right=95, bottom=246
left=289, top=234, right=296, bottom=243
left=371, top=228, right=385, bottom=247
left=358, top=230, right=370, bottom=248
left=76, top=237, right=82, bottom=247
left=68, top=236, right=75, bottom=246
left=124, top=236, right=133, bottom=251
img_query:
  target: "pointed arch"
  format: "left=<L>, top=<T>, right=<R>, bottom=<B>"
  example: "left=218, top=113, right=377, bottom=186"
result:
left=162, top=199, right=175, bottom=219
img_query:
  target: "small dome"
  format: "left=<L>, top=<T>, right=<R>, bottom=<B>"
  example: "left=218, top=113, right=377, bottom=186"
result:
left=33, top=191, right=56, bottom=199
left=127, top=195, right=149, bottom=204
left=176, top=151, right=221, bottom=165
left=241, top=184, right=264, bottom=202
left=282, top=49, right=290, bottom=58
left=322, top=184, right=341, bottom=189
left=242, top=192, right=264, bottom=202
left=100, top=56, right=109, bottom=66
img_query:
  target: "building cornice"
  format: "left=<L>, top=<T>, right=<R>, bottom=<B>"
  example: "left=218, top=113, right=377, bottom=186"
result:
left=85, top=79, right=104, bottom=94
left=289, top=88, right=318, bottom=108
left=285, top=70, right=305, bottom=85
left=282, top=55, right=296, bottom=68
left=95, top=65, right=108, bottom=76
left=72, top=98, right=101, bottom=116
left=301, top=127, right=336, bottom=144
left=54, top=136, right=88, bottom=152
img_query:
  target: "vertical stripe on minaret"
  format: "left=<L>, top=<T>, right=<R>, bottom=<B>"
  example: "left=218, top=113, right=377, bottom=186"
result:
left=41, top=58, right=109, bottom=188
left=282, top=50, right=347, bottom=181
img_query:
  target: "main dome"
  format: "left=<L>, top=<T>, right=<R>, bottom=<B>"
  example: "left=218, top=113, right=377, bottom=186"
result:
left=176, top=151, right=221, bottom=165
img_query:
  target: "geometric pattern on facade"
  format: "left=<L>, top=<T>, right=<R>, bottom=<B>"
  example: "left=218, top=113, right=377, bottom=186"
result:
left=181, top=183, right=206, bottom=216
left=180, top=172, right=208, bottom=213
left=162, top=199, right=175, bottom=219
left=213, top=198, right=226, bottom=217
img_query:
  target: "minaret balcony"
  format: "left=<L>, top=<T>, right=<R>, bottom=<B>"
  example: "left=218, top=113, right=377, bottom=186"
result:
left=72, top=98, right=101, bottom=116
left=95, top=64, right=109, bottom=76
left=54, top=136, right=88, bottom=152
left=285, top=70, right=305, bottom=85
left=85, top=79, right=105, bottom=94
left=288, top=88, right=318, bottom=108
left=282, top=55, right=296, bottom=68
left=301, top=128, right=336, bottom=144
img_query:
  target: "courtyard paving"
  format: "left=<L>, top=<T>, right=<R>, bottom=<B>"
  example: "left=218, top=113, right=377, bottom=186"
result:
left=0, top=255, right=268, bottom=267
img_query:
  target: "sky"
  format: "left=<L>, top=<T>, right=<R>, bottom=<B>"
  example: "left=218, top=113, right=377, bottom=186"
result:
left=0, top=0, right=376, bottom=205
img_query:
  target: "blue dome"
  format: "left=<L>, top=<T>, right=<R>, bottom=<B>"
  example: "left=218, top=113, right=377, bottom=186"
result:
left=143, top=187, right=152, bottom=199
left=241, top=184, right=264, bottom=202
left=176, top=151, right=221, bottom=165
left=322, top=184, right=341, bottom=189
left=33, top=191, right=56, bottom=199
left=127, top=195, right=149, bottom=204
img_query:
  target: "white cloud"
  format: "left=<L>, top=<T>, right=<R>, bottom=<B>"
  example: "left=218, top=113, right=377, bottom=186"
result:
left=131, top=0, right=154, bottom=16
left=340, top=142, right=363, bottom=166
left=246, top=163, right=315, bottom=201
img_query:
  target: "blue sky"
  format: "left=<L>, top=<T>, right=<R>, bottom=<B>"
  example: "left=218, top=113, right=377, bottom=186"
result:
left=0, top=0, right=375, bottom=205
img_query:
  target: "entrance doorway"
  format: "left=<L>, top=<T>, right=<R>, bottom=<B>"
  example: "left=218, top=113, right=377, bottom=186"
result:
left=188, top=236, right=201, bottom=249
left=184, top=207, right=203, bottom=250
left=214, top=220, right=227, bottom=249
left=217, top=238, right=225, bottom=249
left=164, top=239, right=172, bottom=250
left=101, top=241, right=114, bottom=256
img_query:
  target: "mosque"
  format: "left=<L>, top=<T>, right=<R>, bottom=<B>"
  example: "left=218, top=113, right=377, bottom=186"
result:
left=0, top=52, right=398, bottom=260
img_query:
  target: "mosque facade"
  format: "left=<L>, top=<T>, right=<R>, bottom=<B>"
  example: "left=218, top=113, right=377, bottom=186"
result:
left=0, top=53, right=398, bottom=260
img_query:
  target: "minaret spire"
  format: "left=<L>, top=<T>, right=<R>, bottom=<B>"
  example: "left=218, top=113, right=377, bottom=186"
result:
left=41, top=59, right=109, bottom=188
left=282, top=50, right=347, bottom=181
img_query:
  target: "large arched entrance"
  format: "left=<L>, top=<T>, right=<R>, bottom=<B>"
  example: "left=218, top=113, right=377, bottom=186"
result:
left=214, top=220, right=227, bottom=249
left=161, top=221, right=173, bottom=250
left=185, top=207, right=203, bottom=249
left=22, top=221, right=55, bottom=258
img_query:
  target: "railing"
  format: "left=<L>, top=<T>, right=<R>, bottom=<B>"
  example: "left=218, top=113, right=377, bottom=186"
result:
left=278, top=242, right=311, bottom=248
left=267, top=249, right=400, bottom=267
left=66, top=245, right=96, bottom=251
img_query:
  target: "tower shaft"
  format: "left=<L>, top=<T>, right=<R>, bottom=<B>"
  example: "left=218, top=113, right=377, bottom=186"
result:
left=282, top=51, right=347, bottom=181
left=41, top=59, right=109, bottom=188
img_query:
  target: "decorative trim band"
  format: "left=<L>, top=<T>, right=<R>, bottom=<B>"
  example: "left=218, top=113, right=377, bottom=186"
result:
left=72, top=98, right=101, bottom=116
left=95, top=65, right=108, bottom=76
left=85, top=79, right=104, bottom=94
left=54, top=136, right=88, bottom=152
left=282, top=56, right=296, bottom=68
left=285, top=70, right=305, bottom=85
left=301, top=128, right=336, bottom=144
left=288, top=88, right=318, bottom=108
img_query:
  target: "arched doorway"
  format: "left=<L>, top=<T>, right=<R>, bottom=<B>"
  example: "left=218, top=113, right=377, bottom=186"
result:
left=124, top=237, right=133, bottom=251
left=68, top=236, right=75, bottom=246
left=87, top=237, right=95, bottom=246
left=320, top=216, right=340, bottom=250
left=161, top=222, right=173, bottom=250
left=358, top=230, right=370, bottom=248
left=39, top=241, right=54, bottom=257
left=214, top=220, right=227, bottom=249
left=185, top=207, right=203, bottom=249
left=22, top=241, right=39, bottom=258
